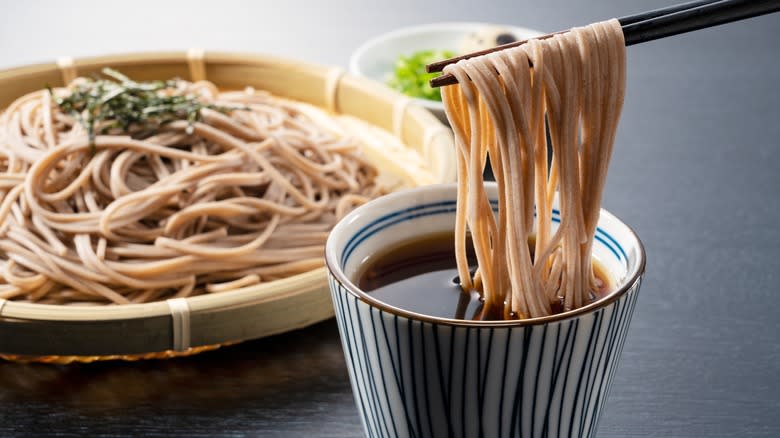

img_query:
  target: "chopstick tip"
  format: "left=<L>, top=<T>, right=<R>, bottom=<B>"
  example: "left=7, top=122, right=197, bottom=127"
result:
left=430, top=74, right=456, bottom=88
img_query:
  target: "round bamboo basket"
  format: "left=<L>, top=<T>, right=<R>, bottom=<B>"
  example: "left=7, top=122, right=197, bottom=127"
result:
left=0, top=51, right=455, bottom=363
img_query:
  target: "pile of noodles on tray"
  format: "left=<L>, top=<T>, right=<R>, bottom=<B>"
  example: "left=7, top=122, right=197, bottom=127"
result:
left=0, top=69, right=424, bottom=305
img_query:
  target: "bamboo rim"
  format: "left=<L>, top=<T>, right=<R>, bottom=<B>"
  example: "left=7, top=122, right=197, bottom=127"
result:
left=0, top=51, right=455, bottom=361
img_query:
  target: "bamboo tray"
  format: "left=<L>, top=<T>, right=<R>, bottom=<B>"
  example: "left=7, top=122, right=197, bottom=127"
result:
left=0, top=51, right=455, bottom=363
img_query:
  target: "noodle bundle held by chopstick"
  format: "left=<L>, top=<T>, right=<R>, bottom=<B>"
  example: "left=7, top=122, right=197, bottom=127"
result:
left=0, top=70, right=386, bottom=304
left=442, top=19, right=626, bottom=319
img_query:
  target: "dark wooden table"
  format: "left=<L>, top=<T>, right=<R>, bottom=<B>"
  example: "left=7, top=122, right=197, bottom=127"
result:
left=1, top=0, right=778, bottom=436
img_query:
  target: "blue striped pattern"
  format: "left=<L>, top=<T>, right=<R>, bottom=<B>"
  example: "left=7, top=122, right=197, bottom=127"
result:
left=329, top=194, right=642, bottom=437
left=329, top=273, right=642, bottom=438
left=341, top=201, right=627, bottom=269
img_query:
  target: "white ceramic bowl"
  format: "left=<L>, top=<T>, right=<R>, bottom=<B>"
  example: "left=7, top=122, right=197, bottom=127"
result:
left=325, top=183, right=646, bottom=437
left=349, top=22, right=544, bottom=122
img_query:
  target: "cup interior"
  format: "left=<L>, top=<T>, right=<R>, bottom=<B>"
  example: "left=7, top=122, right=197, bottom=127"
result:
left=325, top=183, right=644, bottom=324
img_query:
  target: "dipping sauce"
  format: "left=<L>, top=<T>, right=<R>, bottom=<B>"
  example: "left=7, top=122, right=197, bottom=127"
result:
left=357, top=232, right=612, bottom=321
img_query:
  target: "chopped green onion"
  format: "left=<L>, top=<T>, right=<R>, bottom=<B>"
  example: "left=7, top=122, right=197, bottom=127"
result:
left=386, top=49, right=455, bottom=101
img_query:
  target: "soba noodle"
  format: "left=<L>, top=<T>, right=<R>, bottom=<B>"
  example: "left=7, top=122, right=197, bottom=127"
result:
left=0, top=75, right=389, bottom=304
left=442, top=19, right=626, bottom=319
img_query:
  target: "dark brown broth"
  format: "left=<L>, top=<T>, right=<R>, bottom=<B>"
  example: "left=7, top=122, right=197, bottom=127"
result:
left=357, top=232, right=612, bottom=321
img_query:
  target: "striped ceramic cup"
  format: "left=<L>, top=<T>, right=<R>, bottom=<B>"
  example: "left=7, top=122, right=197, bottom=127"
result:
left=325, top=183, right=645, bottom=438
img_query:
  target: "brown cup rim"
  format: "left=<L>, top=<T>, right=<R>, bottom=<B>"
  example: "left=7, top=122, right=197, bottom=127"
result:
left=325, top=188, right=646, bottom=328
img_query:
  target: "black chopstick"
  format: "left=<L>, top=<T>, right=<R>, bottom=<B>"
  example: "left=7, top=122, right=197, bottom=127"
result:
left=428, top=0, right=780, bottom=88
left=622, top=0, right=780, bottom=46
left=618, top=0, right=719, bottom=27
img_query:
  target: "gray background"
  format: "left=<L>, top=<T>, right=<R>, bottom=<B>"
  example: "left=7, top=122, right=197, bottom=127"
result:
left=0, top=0, right=779, bottom=437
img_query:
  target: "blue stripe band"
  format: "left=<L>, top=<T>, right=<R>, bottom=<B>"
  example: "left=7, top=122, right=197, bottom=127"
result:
left=341, top=200, right=626, bottom=267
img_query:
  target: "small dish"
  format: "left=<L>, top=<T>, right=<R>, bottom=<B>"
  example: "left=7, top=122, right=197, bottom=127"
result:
left=349, top=22, right=544, bottom=122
